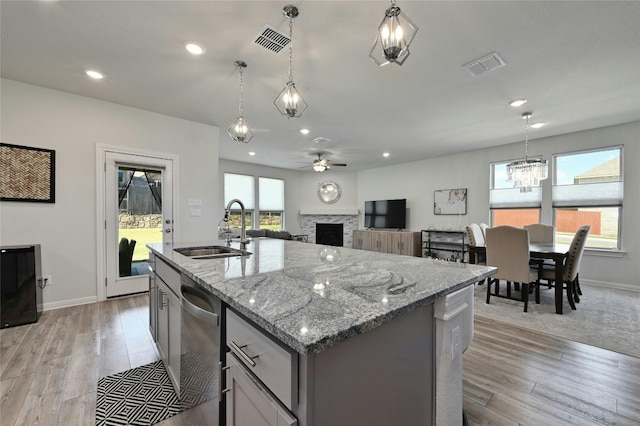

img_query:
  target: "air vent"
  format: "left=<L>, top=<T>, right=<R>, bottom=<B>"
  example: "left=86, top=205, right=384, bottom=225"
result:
left=464, top=52, right=506, bottom=76
left=253, top=25, right=290, bottom=54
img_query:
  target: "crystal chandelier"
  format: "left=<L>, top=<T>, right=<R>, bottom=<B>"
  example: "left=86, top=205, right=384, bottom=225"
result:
left=369, top=0, right=419, bottom=66
left=228, top=61, right=253, bottom=143
left=506, top=112, right=548, bottom=193
left=273, top=5, right=307, bottom=118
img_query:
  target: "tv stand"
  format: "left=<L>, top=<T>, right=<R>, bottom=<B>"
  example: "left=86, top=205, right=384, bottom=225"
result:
left=352, top=229, right=421, bottom=257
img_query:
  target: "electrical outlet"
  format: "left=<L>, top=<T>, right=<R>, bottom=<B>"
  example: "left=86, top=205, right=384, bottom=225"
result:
left=42, top=275, right=52, bottom=287
left=452, top=325, right=461, bottom=360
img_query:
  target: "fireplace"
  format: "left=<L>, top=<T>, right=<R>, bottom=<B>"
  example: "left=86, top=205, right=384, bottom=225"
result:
left=316, top=223, right=344, bottom=247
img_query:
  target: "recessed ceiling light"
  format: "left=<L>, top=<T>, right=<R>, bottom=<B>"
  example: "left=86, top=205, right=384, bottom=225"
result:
left=312, top=137, right=331, bottom=144
left=184, top=42, right=205, bottom=55
left=509, top=99, right=528, bottom=107
left=530, top=122, right=545, bottom=129
left=248, top=151, right=256, bottom=156
left=300, top=129, right=310, bottom=135
left=383, top=152, right=390, bottom=157
left=85, top=70, right=104, bottom=79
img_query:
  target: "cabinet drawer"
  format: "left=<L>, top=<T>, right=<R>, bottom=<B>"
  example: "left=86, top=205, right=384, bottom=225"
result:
left=155, top=257, right=180, bottom=296
left=226, top=309, right=298, bottom=409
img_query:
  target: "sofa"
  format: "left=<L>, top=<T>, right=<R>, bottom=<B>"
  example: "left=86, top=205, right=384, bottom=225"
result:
left=246, top=229, right=294, bottom=240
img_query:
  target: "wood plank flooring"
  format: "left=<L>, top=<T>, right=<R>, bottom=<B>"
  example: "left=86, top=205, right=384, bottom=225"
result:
left=1, top=294, right=639, bottom=425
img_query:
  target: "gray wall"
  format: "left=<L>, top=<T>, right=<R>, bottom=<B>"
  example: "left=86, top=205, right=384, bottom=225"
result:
left=1, top=79, right=219, bottom=308
left=357, top=121, right=639, bottom=290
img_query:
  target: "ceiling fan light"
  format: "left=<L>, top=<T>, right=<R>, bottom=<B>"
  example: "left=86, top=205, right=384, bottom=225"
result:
left=313, top=164, right=326, bottom=172
left=369, top=1, right=418, bottom=67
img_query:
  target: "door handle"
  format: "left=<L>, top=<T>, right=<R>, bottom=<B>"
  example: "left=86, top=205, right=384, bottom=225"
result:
left=165, top=228, right=172, bottom=233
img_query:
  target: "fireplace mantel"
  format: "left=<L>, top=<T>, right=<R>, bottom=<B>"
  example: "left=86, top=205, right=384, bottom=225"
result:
left=299, top=208, right=359, bottom=216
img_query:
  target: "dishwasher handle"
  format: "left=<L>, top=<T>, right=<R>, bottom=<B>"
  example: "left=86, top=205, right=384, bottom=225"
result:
left=180, top=284, right=219, bottom=326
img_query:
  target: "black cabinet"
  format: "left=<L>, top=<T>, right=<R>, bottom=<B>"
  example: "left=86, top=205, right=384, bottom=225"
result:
left=1, top=245, right=42, bottom=328
left=421, top=230, right=468, bottom=262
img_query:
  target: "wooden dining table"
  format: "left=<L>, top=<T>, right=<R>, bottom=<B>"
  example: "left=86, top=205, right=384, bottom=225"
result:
left=469, top=242, right=570, bottom=314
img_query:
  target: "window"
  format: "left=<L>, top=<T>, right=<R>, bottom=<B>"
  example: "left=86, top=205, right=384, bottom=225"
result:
left=223, top=173, right=286, bottom=231
left=553, top=147, right=622, bottom=249
left=224, top=173, right=254, bottom=230
left=258, top=177, right=285, bottom=230
left=490, top=160, right=541, bottom=226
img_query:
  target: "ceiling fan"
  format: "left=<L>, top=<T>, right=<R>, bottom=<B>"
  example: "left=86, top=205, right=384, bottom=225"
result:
left=311, top=152, right=347, bottom=172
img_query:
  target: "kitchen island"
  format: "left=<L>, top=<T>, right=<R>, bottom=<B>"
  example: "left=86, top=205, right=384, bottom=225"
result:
left=148, top=238, right=496, bottom=426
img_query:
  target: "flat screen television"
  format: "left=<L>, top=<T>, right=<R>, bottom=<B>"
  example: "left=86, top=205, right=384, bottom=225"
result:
left=364, top=199, right=407, bottom=230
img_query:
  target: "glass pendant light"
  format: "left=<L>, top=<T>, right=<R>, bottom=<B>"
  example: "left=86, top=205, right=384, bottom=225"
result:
left=228, top=60, right=253, bottom=143
left=369, top=0, right=419, bottom=66
left=506, top=112, right=548, bottom=193
left=273, top=5, right=307, bottom=118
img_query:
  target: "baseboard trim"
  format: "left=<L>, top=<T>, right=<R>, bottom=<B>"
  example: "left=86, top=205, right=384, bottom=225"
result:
left=43, top=296, right=98, bottom=311
left=581, top=279, right=640, bottom=293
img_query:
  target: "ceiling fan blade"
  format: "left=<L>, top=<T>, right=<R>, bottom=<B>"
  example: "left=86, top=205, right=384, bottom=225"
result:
left=332, top=163, right=347, bottom=167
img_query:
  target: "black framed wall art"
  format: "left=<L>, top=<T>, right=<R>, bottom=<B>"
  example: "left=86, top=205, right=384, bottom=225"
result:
left=0, top=143, right=56, bottom=203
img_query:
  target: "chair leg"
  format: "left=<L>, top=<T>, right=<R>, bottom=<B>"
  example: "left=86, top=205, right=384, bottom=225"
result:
left=486, top=279, right=492, bottom=305
left=566, top=280, right=577, bottom=310
left=575, top=273, right=583, bottom=296
left=572, top=278, right=580, bottom=303
left=522, top=283, right=529, bottom=312
left=535, top=282, right=540, bottom=304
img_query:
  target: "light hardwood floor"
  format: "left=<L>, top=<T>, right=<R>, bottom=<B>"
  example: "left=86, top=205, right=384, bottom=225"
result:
left=1, top=294, right=639, bottom=425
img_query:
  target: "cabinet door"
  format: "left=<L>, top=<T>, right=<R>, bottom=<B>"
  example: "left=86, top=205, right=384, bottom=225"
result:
left=371, top=231, right=388, bottom=253
left=157, top=281, right=169, bottom=362
left=167, top=286, right=181, bottom=391
left=352, top=230, right=372, bottom=250
left=149, top=273, right=158, bottom=342
left=226, top=353, right=297, bottom=426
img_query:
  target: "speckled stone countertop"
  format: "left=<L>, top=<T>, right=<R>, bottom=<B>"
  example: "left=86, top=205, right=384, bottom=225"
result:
left=148, top=238, right=496, bottom=356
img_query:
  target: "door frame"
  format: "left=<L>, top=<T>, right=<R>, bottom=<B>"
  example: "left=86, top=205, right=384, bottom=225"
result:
left=96, top=144, right=180, bottom=302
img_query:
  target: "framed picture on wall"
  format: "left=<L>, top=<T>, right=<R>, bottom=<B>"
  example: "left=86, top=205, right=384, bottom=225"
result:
left=434, top=188, right=467, bottom=215
left=0, top=143, right=56, bottom=203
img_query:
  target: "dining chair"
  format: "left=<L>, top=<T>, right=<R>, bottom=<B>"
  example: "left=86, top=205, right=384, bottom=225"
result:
left=541, top=225, right=591, bottom=310
left=466, top=224, right=487, bottom=284
left=485, top=225, right=541, bottom=312
left=523, top=223, right=554, bottom=243
left=479, top=223, right=489, bottom=240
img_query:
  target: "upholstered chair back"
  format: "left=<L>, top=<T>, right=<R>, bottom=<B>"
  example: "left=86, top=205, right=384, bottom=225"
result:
left=524, top=223, right=554, bottom=243
left=486, top=225, right=536, bottom=284
left=564, top=225, right=591, bottom=282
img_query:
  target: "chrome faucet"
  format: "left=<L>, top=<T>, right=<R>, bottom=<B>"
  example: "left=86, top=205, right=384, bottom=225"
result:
left=224, top=198, right=248, bottom=245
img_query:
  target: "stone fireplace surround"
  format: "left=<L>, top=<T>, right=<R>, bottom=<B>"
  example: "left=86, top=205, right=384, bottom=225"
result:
left=299, top=209, right=359, bottom=247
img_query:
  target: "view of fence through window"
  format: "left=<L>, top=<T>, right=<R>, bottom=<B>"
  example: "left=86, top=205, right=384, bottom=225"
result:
left=118, top=168, right=163, bottom=274
left=492, top=147, right=622, bottom=249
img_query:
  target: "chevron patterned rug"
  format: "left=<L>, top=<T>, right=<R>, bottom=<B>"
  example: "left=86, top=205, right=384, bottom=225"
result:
left=96, top=360, right=181, bottom=426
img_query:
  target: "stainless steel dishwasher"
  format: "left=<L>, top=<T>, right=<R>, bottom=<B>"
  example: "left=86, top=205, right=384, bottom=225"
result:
left=180, top=274, right=221, bottom=416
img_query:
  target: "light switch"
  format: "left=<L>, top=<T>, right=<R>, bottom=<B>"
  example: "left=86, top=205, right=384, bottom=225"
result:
left=190, top=208, right=202, bottom=217
left=188, top=199, right=202, bottom=207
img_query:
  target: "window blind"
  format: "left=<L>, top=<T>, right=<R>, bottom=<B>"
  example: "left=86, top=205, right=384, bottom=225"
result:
left=258, top=177, right=284, bottom=211
left=224, top=173, right=254, bottom=209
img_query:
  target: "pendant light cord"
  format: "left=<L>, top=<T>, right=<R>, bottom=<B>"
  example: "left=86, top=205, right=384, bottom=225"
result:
left=288, top=16, right=294, bottom=83
left=238, top=65, right=244, bottom=116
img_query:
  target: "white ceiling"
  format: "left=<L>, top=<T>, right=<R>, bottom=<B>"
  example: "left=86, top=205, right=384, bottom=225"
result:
left=2, top=1, right=639, bottom=172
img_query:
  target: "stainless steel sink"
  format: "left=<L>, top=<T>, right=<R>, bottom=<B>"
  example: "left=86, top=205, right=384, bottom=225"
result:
left=174, top=245, right=251, bottom=259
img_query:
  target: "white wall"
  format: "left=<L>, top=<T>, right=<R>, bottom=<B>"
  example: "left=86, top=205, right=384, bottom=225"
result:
left=0, top=79, right=219, bottom=308
left=357, top=121, right=640, bottom=290
left=218, top=159, right=358, bottom=234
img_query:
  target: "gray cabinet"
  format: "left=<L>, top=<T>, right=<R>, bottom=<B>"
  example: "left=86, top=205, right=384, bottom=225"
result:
left=151, top=256, right=181, bottom=393
left=225, top=352, right=297, bottom=426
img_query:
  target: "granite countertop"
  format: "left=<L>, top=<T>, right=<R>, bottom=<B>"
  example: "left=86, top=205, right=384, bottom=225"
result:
left=148, top=238, right=496, bottom=356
